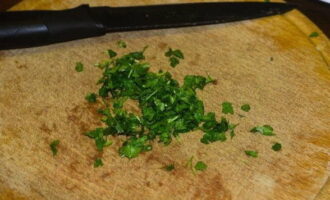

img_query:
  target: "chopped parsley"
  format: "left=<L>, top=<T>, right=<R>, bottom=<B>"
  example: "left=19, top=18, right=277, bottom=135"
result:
left=85, top=128, right=112, bottom=151
left=75, top=62, right=84, bottom=72
left=117, top=40, right=127, bottom=48
left=169, top=57, right=180, bottom=68
left=272, top=143, right=282, bottom=151
left=185, top=156, right=194, bottom=169
left=50, top=140, right=60, bottom=156
left=222, top=102, right=234, bottom=114
left=229, top=123, right=239, bottom=139
left=81, top=45, right=282, bottom=163
left=200, top=116, right=229, bottom=144
left=250, top=125, right=275, bottom=136
left=84, top=48, right=217, bottom=158
left=240, top=104, right=250, bottom=112
left=85, top=93, right=97, bottom=103
left=309, top=32, right=319, bottom=38
left=165, top=48, right=184, bottom=67
left=119, top=136, right=152, bottom=159
left=107, top=49, right=117, bottom=58
left=194, top=161, right=207, bottom=171
left=163, top=164, right=175, bottom=171
left=94, top=158, right=104, bottom=168
left=245, top=150, right=258, bottom=158
left=165, top=48, right=184, bottom=59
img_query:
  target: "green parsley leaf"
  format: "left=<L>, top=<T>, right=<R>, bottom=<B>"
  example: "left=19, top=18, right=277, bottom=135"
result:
left=245, top=150, right=258, bottom=158
left=194, top=161, right=207, bottom=171
left=229, top=123, right=239, bottom=139
left=50, top=140, right=60, bottom=156
left=272, top=143, right=282, bottom=151
left=164, top=48, right=173, bottom=57
left=117, top=40, right=127, bottom=48
left=163, top=164, right=175, bottom=171
left=201, top=117, right=229, bottom=144
left=119, top=136, right=152, bottom=159
left=94, top=158, right=104, bottom=168
left=309, top=32, right=319, bottom=38
left=107, top=49, right=117, bottom=58
left=85, top=128, right=112, bottom=151
left=172, top=49, right=184, bottom=59
left=165, top=48, right=184, bottom=67
left=185, top=156, right=194, bottom=168
left=241, top=104, right=250, bottom=112
left=85, top=93, right=97, bottom=103
left=169, top=57, right=180, bottom=68
left=75, top=62, right=84, bottom=72
left=222, top=102, right=234, bottom=114
left=85, top=128, right=104, bottom=138
left=250, top=125, right=275, bottom=136
left=95, top=137, right=107, bottom=151
left=95, top=60, right=110, bottom=69
left=165, top=48, right=184, bottom=59
left=183, top=75, right=214, bottom=90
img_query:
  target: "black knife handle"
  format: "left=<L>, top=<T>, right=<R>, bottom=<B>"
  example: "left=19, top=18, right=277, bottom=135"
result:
left=0, top=5, right=106, bottom=50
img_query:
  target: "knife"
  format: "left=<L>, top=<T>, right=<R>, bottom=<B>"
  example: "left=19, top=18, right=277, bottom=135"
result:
left=0, top=2, right=295, bottom=50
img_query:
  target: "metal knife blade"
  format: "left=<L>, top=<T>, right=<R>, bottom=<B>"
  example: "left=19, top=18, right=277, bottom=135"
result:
left=0, top=2, right=295, bottom=50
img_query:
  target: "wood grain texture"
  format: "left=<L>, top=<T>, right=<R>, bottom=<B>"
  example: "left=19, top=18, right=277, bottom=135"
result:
left=315, top=179, right=330, bottom=200
left=0, top=0, right=329, bottom=200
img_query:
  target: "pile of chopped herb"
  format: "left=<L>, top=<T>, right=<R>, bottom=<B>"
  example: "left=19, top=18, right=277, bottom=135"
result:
left=77, top=44, right=282, bottom=164
left=84, top=46, right=226, bottom=159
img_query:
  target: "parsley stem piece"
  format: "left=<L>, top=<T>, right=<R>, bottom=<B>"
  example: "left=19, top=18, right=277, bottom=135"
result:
left=185, top=156, right=194, bottom=168
left=50, top=140, right=60, bottom=156
left=250, top=125, right=275, bottom=136
left=229, top=123, right=239, bottom=139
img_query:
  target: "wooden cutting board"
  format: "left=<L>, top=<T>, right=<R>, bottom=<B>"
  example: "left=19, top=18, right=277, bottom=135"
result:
left=0, top=0, right=329, bottom=200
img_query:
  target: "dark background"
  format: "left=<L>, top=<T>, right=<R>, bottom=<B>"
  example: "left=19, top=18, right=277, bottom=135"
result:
left=0, top=0, right=329, bottom=37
